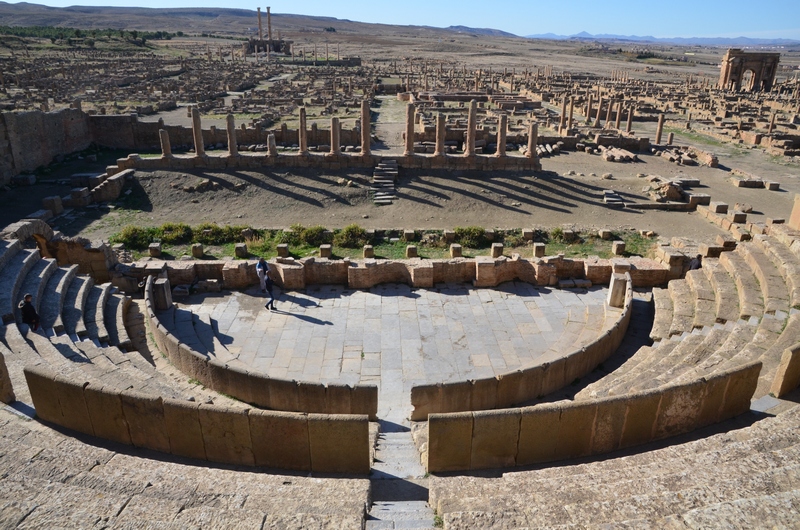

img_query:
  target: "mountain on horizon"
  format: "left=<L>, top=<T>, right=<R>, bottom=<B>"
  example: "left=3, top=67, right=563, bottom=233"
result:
left=446, top=25, right=517, bottom=38
left=525, top=31, right=800, bottom=47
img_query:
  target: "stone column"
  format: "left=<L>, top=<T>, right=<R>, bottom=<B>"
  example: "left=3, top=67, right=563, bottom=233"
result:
left=558, top=96, right=567, bottom=134
left=268, top=133, right=278, bottom=157
left=225, top=114, right=237, bottom=156
left=604, top=99, right=614, bottom=127
left=526, top=121, right=538, bottom=159
left=655, top=113, right=665, bottom=145
left=567, top=96, right=575, bottom=130
left=159, top=129, right=172, bottom=158
left=495, top=114, right=507, bottom=157
left=404, top=102, right=415, bottom=157
left=465, top=99, right=477, bottom=157
left=768, top=112, right=776, bottom=134
left=434, top=113, right=446, bottom=157
left=191, top=106, right=205, bottom=157
left=614, top=101, right=622, bottom=130
left=360, top=99, right=371, bottom=156
left=585, top=94, right=593, bottom=124
left=626, top=107, right=634, bottom=133
left=595, top=97, right=604, bottom=126
left=330, top=117, right=341, bottom=156
left=299, top=107, right=308, bottom=155
left=257, top=7, right=263, bottom=40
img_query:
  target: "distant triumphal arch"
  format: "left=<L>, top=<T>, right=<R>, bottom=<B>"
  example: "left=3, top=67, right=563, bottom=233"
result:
left=718, top=48, right=780, bottom=92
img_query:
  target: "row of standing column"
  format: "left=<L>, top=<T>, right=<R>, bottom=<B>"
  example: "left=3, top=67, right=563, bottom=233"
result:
left=162, top=103, right=373, bottom=158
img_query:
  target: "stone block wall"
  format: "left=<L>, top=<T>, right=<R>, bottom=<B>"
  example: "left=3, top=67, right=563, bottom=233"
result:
left=426, top=360, right=762, bottom=472
left=23, top=362, right=370, bottom=473
left=40, top=236, right=117, bottom=284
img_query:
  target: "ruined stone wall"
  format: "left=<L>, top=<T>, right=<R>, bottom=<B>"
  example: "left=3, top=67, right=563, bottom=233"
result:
left=1, top=109, right=92, bottom=183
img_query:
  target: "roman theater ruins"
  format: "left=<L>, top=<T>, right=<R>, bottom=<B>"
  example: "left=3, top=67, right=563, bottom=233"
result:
left=1, top=5, right=800, bottom=528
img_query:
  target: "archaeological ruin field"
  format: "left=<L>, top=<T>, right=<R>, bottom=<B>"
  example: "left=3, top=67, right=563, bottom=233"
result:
left=1, top=4, right=800, bottom=529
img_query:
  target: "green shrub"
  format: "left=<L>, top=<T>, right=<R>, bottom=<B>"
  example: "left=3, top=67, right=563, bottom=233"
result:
left=550, top=227, right=565, bottom=243
left=334, top=224, right=369, bottom=248
left=277, top=229, right=301, bottom=246
left=299, top=225, right=332, bottom=246
left=112, top=225, right=158, bottom=249
left=454, top=226, right=487, bottom=248
left=158, top=222, right=192, bottom=244
left=504, top=234, right=526, bottom=248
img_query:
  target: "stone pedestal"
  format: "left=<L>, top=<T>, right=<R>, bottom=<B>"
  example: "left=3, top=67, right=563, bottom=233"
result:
left=491, top=243, right=504, bottom=258
left=450, top=244, right=462, bottom=258
left=192, top=243, right=204, bottom=258
left=363, top=245, right=374, bottom=258
left=606, top=273, right=627, bottom=308
left=153, top=278, right=173, bottom=311
left=320, top=244, right=332, bottom=258
left=277, top=244, right=289, bottom=257
left=406, top=245, right=418, bottom=258
left=533, top=243, right=545, bottom=258
left=234, top=243, right=248, bottom=258
left=149, top=242, right=162, bottom=258
left=611, top=241, right=626, bottom=255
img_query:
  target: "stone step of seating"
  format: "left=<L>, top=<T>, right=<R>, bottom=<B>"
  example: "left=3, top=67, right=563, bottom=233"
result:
left=104, top=293, right=133, bottom=351
left=0, top=238, right=21, bottom=272
left=719, top=250, right=764, bottom=320
left=429, top=405, right=800, bottom=528
left=738, top=242, right=790, bottom=315
left=753, top=235, right=800, bottom=309
left=59, top=275, right=94, bottom=338
left=667, top=280, right=695, bottom=336
left=83, top=283, right=114, bottom=345
left=632, top=326, right=733, bottom=391
left=605, top=333, right=707, bottom=396
left=0, top=248, right=40, bottom=323
left=538, top=304, right=612, bottom=364
left=15, top=257, right=57, bottom=319
left=373, top=160, right=398, bottom=205
left=0, top=405, right=370, bottom=529
left=754, top=312, right=800, bottom=396
left=685, top=269, right=717, bottom=328
left=649, top=287, right=673, bottom=341
left=0, top=323, right=35, bottom=403
left=39, top=265, right=79, bottom=332
left=589, top=340, right=680, bottom=398
left=702, top=259, right=740, bottom=323
left=675, top=320, right=758, bottom=382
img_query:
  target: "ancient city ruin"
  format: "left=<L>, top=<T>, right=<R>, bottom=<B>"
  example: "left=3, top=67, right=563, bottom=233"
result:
left=1, top=4, right=800, bottom=529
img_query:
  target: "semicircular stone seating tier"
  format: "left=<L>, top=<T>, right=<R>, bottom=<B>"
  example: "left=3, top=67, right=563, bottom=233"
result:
left=0, top=238, right=371, bottom=474
left=423, top=224, right=800, bottom=475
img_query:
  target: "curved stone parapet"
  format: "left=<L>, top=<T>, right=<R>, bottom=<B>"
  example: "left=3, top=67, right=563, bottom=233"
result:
left=410, top=273, right=634, bottom=419
left=426, top=360, right=761, bottom=472
left=144, top=276, right=379, bottom=419
left=23, top=362, right=371, bottom=474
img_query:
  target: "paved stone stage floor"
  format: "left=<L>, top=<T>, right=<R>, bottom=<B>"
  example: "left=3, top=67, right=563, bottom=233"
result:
left=178, top=282, right=609, bottom=424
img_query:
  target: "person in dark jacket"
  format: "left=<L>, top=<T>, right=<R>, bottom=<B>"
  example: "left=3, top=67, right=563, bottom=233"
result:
left=688, top=254, right=702, bottom=270
left=19, top=294, right=40, bottom=331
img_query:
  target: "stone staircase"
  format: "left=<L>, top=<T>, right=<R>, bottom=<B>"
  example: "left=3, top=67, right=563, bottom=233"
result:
left=371, top=159, right=398, bottom=205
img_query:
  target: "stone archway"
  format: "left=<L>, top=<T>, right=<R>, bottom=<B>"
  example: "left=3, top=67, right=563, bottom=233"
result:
left=719, top=48, right=780, bottom=92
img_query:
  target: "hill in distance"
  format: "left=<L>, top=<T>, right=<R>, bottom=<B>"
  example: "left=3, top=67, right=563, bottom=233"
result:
left=525, top=31, right=800, bottom=47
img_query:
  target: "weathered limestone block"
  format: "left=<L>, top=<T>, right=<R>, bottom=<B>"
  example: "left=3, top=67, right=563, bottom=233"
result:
left=319, top=244, right=332, bottom=258
left=121, top=389, right=170, bottom=453
left=249, top=409, right=311, bottom=470
left=83, top=383, right=131, bottom=445
left=362, top=245, right=374, bottom=258
left=470, top=409, right=520, bottom=470
left=152, top=278, right=173, bottom=311
left=770, top=345, right=800, bottom=398
left=163, top=398, right=206, bottom=460
left=191, top=243, right=204, bottom=258
left=491, top=243, right=504, bottom=258
left=41, top=195, right=63, bottom=216
left=428, top=412, right=473, bottom=472
left=612, top=240, right=626, bottom=255
left=307, top=414, right=370, bottom=474
left=450, top=244, right=462, bottom=258
left=276, top=243, right=289, bottom=258
left=149, top=242, right=162, bottom=257
left=406, top=245, right=418, bottom=258
left=533, top=243, right=546, bottom=258
left=0, top=350, right=15, bottom=404
left=607, top=273, right=627, bottom=308
left=234, top=243, right=248, bottom=258
left=199, top=404, right=255, bottom=466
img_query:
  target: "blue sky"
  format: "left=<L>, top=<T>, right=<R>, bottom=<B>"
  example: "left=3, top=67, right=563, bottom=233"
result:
left=7, top=0, right=800, bottom=39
